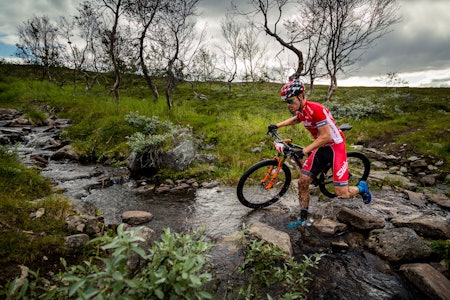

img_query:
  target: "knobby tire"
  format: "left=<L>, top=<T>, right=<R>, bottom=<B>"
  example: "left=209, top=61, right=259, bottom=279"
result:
left=318, top=152, right=371, bottom=198
left=236, top=159, right=292, bottom=208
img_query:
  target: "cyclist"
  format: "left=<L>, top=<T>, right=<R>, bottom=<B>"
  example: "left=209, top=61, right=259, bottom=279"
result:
left=268, top=79, right=371, bottom=228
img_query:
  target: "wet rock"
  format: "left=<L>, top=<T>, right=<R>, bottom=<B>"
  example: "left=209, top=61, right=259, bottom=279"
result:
left=391, top=212, right=450, bottom=239
left=65, top=234, right=90, bottom=251
left=400, top=263, right=450, bottom=300
left=51, top=145, right=80, bottom=161
left=121, top=210, right=153, bottom=225
left=336, top=207, right=385, bottom=230
left=403, top=189, right=427, bottom=208
left=249, top=221, right=292, bottom=257
left=313, top=218, right=347, bottom=235
left=366, top=227, right=432, bottom=262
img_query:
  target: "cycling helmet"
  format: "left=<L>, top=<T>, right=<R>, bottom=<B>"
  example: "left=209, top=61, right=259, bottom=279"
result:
left=280, top=79, right=305, bottom=100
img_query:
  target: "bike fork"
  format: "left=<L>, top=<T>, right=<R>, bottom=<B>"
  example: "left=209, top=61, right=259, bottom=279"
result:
left=261, top=156, right=285, bottom=190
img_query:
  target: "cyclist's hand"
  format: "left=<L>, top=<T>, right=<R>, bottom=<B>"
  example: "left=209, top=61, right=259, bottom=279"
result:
left=294, top=150, right=304, bottom=159
left=267, top=124, right=278, bottom=134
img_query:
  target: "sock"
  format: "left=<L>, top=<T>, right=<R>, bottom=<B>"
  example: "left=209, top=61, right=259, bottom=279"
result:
left=300, top=209, right=308, bottom=222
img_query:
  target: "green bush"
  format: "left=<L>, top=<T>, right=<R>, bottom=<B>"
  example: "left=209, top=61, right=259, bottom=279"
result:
left=4, top=225, right=213, bottom=299
left=125, top=111, right=185, bottom=153
left=236, top=232, right=323, bottom=299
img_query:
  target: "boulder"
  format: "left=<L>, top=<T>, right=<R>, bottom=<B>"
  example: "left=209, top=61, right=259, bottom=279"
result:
left=400, top=263, right=450, bottom=300
left=249, top=221, right=292, bottom=257
left=366, top=227, right=432, bottom=262
left=336, top=207, right=385, bottom=230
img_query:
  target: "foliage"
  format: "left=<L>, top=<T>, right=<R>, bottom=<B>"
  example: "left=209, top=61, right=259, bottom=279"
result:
left=322, top=97, right=383, bottom=121
left=125, top=111, right=183, bottom=153
left=236, top=231, right=323, bottom=299
left=431, top=240, right=450, bottom=265
left=4, top=225, right=213, bottom=299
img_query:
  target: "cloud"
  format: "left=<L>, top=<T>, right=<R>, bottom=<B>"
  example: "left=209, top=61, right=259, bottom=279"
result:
left=0, top=0, right=448, bottom=87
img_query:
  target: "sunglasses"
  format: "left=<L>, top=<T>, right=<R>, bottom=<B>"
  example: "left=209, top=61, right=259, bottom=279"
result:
left=284, top=97, right=296, bottom=104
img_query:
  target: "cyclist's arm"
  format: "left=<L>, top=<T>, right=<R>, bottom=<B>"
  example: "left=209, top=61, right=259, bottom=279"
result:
left=275, top=116, right=300, bottom=128
left=303, top=124, right=332, bottom=154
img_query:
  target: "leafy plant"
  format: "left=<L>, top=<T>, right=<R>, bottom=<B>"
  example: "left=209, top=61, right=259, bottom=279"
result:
left=125, top=111, right=185, bottom=153
left=4, top=225, right=213, bottom=299
left=236, top=232, right=323, bottom=299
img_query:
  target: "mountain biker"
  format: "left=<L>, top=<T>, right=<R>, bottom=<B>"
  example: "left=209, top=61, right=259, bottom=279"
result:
left=268, top=78, right=371, bottom=228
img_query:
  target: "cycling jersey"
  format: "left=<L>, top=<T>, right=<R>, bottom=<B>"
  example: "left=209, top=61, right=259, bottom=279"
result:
left=296, top=100, right=349, bottom=186
left=295, top=100, right=344, bottom=145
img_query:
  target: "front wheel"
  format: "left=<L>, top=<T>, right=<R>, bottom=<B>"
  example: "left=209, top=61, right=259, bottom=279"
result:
left=318, top=152, right=370, bottom=198
left=236, top=159, right=292, bottom=208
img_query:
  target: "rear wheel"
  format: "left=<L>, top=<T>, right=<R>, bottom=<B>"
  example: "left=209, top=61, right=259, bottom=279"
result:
left=318, top=152, right=370, bottom=198
left=236, top=159, right=291, bottom=208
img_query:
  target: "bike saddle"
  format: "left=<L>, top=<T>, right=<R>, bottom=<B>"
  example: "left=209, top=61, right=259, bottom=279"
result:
left=339, top=123, right=353, bottom=131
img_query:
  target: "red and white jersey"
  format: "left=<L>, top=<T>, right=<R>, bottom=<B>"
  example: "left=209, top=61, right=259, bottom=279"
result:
left=295, top=100, right=344, bottom=145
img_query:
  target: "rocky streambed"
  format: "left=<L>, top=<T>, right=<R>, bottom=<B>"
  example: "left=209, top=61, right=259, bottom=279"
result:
left=1, top=108, right=450, bottom=299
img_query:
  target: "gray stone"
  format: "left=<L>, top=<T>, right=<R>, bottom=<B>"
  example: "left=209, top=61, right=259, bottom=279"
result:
left=122, top=210, right=153, bottom=225
left=367, top=227, right=432, bottom=262
left=336, top=207, right=385, bottom=230
left=391, top=212, right=450, bottom=239
left=249, top=221, right=292, bottom=257
left=400, top=263, right=450, bottom=300
left=65, top=234, right=90, bottom=251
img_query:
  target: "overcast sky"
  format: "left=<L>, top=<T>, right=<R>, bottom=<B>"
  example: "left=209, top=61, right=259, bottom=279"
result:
left=0, top=0, right=449, bottom=87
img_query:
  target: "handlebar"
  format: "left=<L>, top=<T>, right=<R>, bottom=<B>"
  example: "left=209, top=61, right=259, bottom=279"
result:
left=267, top=128, right=304, bottom=158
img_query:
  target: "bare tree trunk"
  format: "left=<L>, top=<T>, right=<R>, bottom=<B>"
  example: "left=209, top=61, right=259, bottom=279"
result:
left=139, top=29, right=159, bottom=101
left=327, top=75, right=338, bottom=100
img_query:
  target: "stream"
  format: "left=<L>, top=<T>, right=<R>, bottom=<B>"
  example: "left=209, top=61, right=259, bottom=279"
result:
left=7, top=115, right=430, bottom=299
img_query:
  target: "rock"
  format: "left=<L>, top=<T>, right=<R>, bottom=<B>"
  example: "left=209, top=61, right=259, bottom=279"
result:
left=65, top=215, right=101, bottom=237
left=391, top=212, right=450, bottom=239
left=65, top=234, right=90, bottom=251
left=249, top=222, right=292, bottom=257
left=313, top=218, right=347, bottom=235
left=369, top=170, right=417, bottom=189
left=400, top=263, right=450, bottom=300
left=410, top=159, right=428, bottom=168
left=366, top=227, right=432, bottom=262
left=161, top=139, right=196, bottom=171
left=122, top=225, right=156, bottom=273
left=403, top=189, right=427, bottom=208
left=336, top=207, right=385, bottom=230
left=121, top=210, right=153, bottom=225
left=51, top=145, right=80, bottom=161
left=419, top=174, right=437, bottom=186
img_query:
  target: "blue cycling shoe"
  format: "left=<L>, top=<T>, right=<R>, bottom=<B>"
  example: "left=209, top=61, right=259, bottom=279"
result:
left=287, top=219, right=303, bottom=229
left=287, top=219, right=312, bottom=229
left=357, top=180, right=372, bottom=204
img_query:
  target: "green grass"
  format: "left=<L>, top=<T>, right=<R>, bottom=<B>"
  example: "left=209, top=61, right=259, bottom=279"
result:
left=1, top=64, right=449, bottom=183
left=0, top=147, right=71, bottom=264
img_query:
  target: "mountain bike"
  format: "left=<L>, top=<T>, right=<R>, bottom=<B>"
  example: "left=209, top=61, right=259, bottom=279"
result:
left=236, top=124, right=370, bottom=208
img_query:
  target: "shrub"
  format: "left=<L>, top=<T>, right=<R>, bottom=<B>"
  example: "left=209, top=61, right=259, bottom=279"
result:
left=125, top=111, right=185, bottom=153
left=4, top=225, right=213, bottom=299
left=236, top=232, right=323, bottom=299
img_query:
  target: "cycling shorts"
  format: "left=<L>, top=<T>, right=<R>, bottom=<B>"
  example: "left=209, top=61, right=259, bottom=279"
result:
left=301, top=142, right=348, bottom=186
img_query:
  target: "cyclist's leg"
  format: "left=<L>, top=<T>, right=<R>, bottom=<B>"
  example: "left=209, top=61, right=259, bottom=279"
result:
left=332, top=143, right=371, bottom=203
left=288, top=148, right=326, bottom=228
